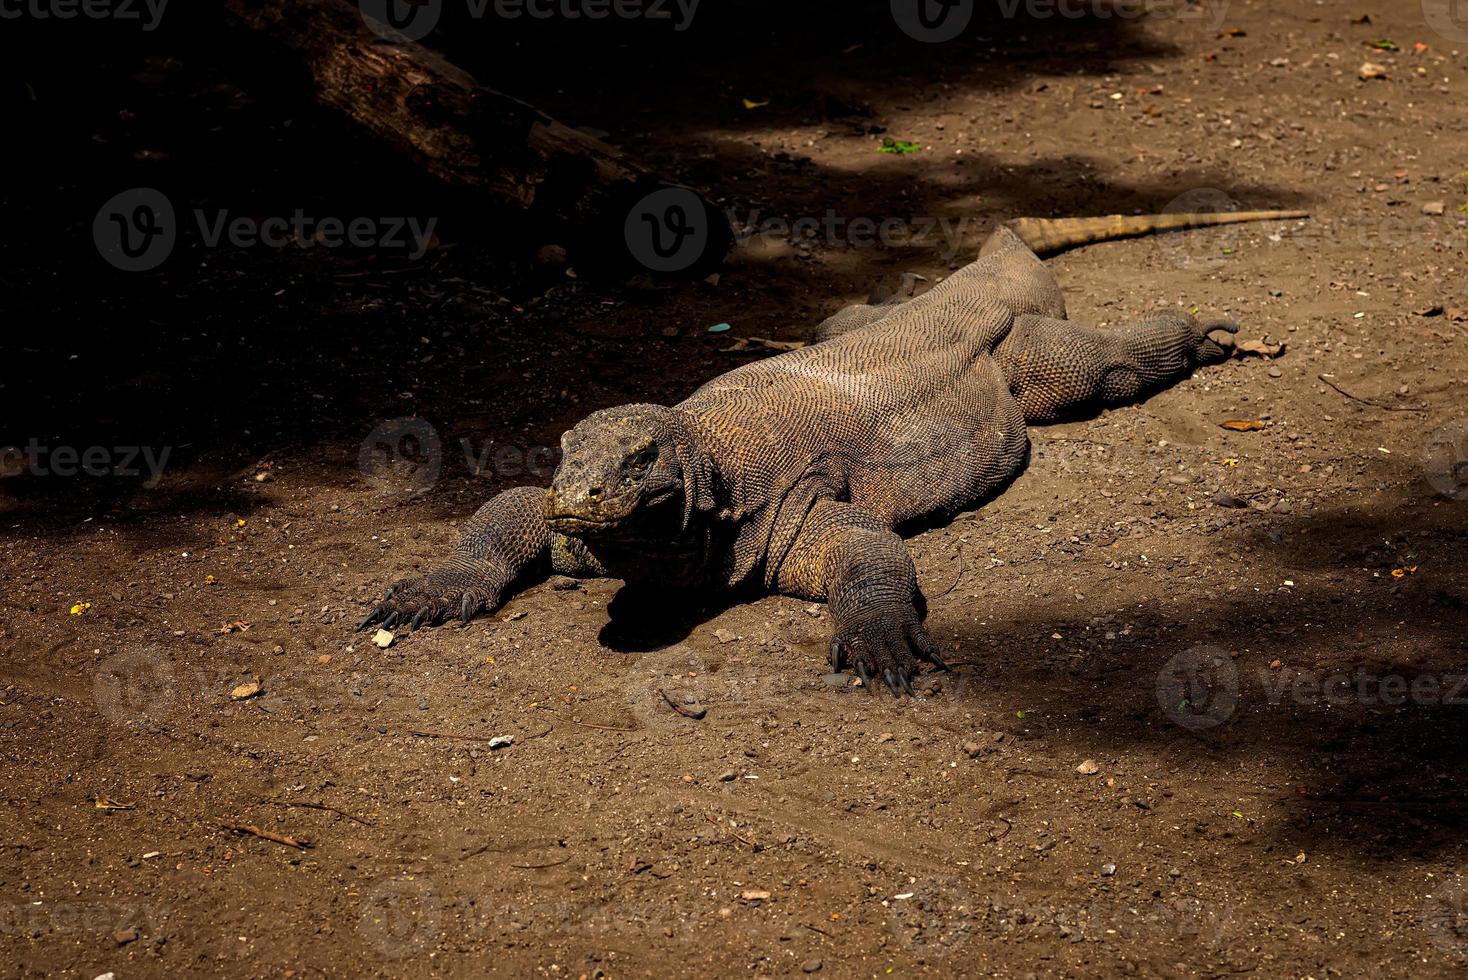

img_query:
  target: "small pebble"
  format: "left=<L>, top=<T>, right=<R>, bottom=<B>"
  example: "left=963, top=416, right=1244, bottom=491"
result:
left=1211, top=490, right=1249, bottom=509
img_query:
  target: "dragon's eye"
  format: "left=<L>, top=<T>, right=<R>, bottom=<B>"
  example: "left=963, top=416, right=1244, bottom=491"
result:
left=629, top=446, right=658, bottom=469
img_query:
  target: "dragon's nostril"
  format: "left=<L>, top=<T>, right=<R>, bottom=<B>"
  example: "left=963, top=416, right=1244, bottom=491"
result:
left=586, top=485, right=602, bottom=498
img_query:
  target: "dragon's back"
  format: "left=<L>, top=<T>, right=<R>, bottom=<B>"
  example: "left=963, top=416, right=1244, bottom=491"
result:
left=676, top=285, right=1029, bottom=529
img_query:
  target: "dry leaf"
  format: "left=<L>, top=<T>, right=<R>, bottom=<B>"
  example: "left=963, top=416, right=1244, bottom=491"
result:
left=1221, top=420, right=1266, bottom=432
left=721, top=336, right=807, bottom=353
left=94, top=797, right=135, bottom=811
left=1359, top=62, right=1388, bottom=80
left=1236, top=339, right=1285, bottom=358
left=229, top=680, right=263, bottom=701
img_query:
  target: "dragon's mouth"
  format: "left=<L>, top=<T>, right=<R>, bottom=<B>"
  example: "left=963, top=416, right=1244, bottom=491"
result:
left=544, top=485, right=681, bottom=535
left=544, top=513, right=629, bottom=534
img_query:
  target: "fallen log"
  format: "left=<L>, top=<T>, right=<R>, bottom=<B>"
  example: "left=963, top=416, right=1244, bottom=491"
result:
left=219, top=0, right=727, bottom=271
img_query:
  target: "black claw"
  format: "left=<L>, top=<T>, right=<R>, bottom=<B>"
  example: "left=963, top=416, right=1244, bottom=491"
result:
left=357, top=604, right=386, bottom=631
left=410, top=609, right=430, bottom=631
left=856, top=661, right=874, bottom=689
left=900, top=671, right=915, bottom=696
left=883, top=669, right=901, bottom=696
left=460, top=596, right=475, bottom=622
left=381, top=611, right=400, bottom=629
left=829, top=638, right=846, bottom=672
left=929, top=650, right=950, bottom=671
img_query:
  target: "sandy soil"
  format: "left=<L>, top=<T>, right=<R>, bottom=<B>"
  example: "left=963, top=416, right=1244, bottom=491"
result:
left=2, top=1, right=1467, bottom=976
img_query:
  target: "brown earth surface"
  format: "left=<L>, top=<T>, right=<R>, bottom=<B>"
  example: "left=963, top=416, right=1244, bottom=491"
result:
left=3, top=1, right=1468, bottom=977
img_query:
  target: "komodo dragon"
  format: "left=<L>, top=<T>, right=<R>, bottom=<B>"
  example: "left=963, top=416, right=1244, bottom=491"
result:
left=359, top=209, right=1306, bottom=694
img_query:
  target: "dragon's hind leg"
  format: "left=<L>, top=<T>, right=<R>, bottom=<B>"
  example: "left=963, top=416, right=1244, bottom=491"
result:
left=811, top=272, right=927, bottom=343
left=994, top=312, right=1237, bottom=424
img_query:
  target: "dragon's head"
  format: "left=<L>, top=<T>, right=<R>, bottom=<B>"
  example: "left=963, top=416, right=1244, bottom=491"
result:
left=545, top=405, right=714, bottom=538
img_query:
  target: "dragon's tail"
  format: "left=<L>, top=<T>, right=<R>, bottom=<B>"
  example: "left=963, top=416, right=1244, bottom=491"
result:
left=1005, top=210, right=1310, bottom=257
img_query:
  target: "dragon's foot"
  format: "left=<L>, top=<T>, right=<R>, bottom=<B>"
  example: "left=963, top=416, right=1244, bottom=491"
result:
left=1195, top=317, right=1240, bottom=365
left=828, top=606, right=946, bottom=697
left=357, top=567, right=502, bottom=633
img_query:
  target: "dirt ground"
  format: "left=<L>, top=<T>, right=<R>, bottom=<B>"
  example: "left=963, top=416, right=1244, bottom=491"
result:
left=3, top=1, right=1468, bottom=976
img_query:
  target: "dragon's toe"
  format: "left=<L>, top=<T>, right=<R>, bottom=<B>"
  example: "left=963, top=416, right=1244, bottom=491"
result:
left=1196, top=317, right=1241, bottom=365
left=357, top=573, right=497, bottom=634
left=830, top=611, right=941, bottom=697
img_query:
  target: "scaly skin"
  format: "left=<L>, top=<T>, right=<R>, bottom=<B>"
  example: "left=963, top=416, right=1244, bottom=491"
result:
left=360, top=224, right=1243, bottom=694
